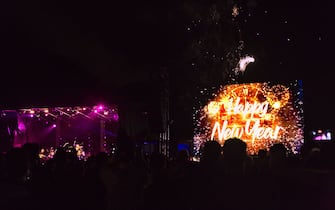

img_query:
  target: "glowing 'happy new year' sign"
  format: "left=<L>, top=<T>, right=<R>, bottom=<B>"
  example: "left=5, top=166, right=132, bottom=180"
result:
left=193, top=82, right=304, bottom=155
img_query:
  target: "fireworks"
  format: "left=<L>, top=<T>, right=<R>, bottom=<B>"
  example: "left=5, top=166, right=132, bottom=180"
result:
left=236, top=56, right=255, bottom=74
left=232, top=5, right=239, bottom=17
left=193, top=81, right=304, bottom=155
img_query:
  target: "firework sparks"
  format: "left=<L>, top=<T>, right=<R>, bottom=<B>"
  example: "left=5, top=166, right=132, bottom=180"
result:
left=232, top=5, right=239, bottom=17
left=236, top=56, right=255, bottom=74
left=193, top=81, right=304, bottom=156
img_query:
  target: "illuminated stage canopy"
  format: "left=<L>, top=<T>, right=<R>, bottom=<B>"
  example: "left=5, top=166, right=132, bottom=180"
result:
left=8, top=105, right=119, bottom=155
left=193, top=81, right=304, bottom=155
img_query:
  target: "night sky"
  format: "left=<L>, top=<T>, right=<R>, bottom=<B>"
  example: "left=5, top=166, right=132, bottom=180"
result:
left=1, top=1, right=334, bottom=131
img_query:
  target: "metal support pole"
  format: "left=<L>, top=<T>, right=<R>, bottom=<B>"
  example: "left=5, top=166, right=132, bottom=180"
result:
left=55, top=118, right=61, bottom=148
left=100, top=119, right=106, bottom=153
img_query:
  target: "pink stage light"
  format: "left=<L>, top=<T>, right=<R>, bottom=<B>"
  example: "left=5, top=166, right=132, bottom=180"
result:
left=112, top=113, right=119, bottom=121
left=94, top=110, right=98, bottom=113
left=98, top=105, right=104, bottom=110
left=18, top=122, right=26, bottom=131
left=52, top=124, right=56, bottom=128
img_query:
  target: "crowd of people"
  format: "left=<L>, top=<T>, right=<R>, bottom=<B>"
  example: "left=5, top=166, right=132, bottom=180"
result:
left=0, top=138, right=335, bottom=210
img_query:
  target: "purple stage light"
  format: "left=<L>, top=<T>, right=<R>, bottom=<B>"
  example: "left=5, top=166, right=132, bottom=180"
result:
left=112, top=113, right=119, bottom=121
left=18, top=122, right=26, bottom=131
left=98, top=105, right=104, bottom=110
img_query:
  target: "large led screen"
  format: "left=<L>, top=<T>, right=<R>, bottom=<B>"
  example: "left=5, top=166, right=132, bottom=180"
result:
left=193, top=80, right=304, bottom=155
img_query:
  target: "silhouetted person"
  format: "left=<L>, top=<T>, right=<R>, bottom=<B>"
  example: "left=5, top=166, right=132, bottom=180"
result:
left=169, top=149, right=191, bottom=181
left=101, top=140, right=144, bottom=210
left=189, top=140, right=225, bottom=210
left=200, top=140, right=221, bottom=161
left=223, top=137, right=248, bottom=176
left=115, top=127, right=134, bottom=160
left=48, top=147, right=86, bottom=210
left=0, top=148, right=32, bottom=209
left=269, top=143, right=287, bottom=171
left=176, top=149, right=189, bottom=162
left=82, top=153, right=107, bottom=210
left=0, top=152, right=5, bottom=179
left=167, top=149, right=197, bottom=210
left=258, top=149, right=267, bottom=158
left=301, top=141, right=323, bottom=170
left=266, top=143, right=297, bottom=210
left=140, top=152, right=170, bottom=210
left=0, top=117, right=11, bottom=154
left=256, top=149, right=269, bottom=175
left=22, top=143, right=40, bottom=179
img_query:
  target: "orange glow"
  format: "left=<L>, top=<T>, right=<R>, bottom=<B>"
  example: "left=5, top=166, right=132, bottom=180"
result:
left=273, top=101, right=281, bottom=109
left=199, top=82, right=303, bottom=154
left=207, top=101, right=221, bottom=116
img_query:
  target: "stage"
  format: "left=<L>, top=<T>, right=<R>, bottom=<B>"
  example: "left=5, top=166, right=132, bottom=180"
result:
left=1, top=105, right=119, bottom=157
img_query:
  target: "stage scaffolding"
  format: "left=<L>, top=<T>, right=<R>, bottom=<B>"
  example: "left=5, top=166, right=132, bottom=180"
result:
left=11, top=105, right=118, bottom=154
left=159, top=68, right=170, bottom=158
